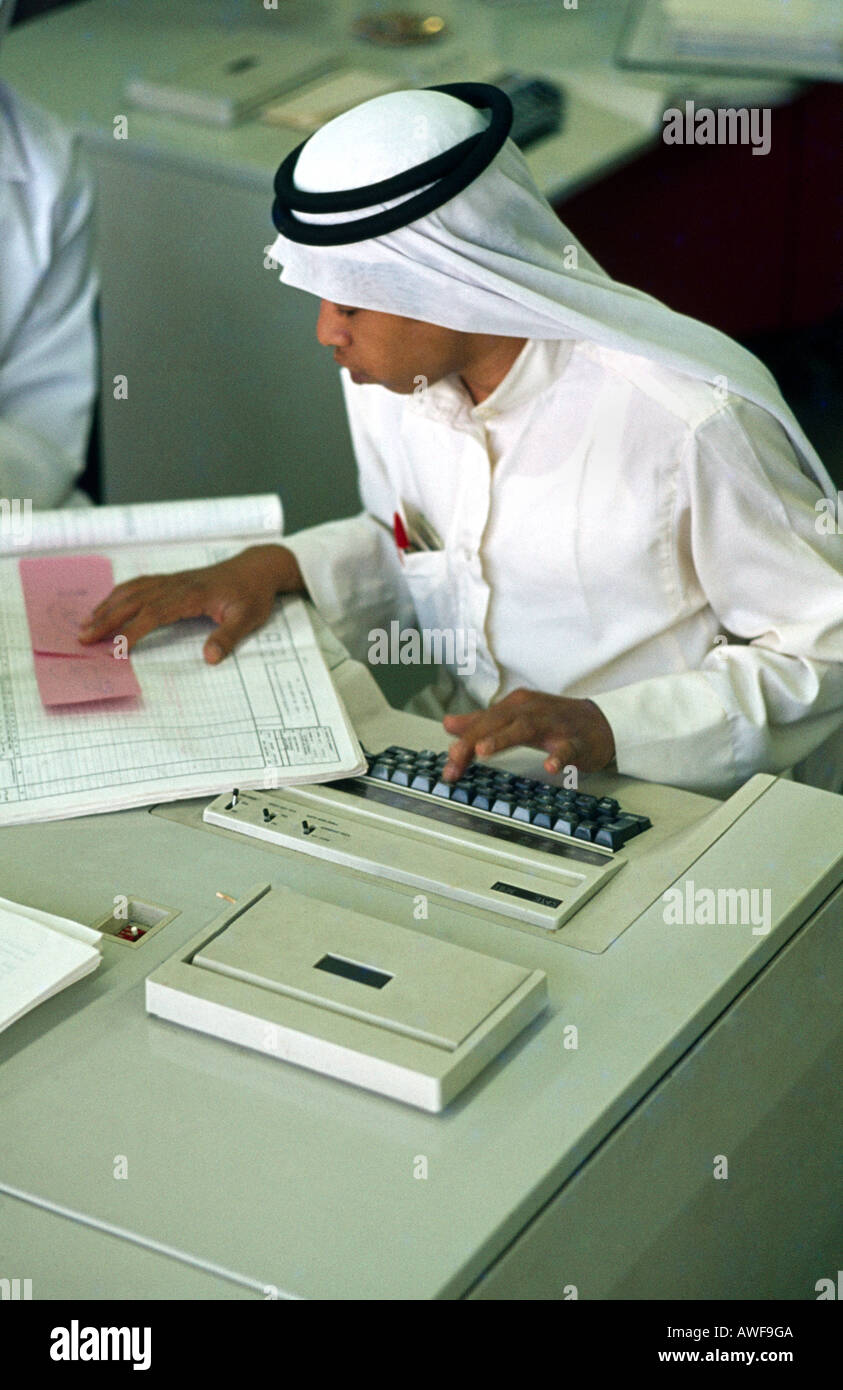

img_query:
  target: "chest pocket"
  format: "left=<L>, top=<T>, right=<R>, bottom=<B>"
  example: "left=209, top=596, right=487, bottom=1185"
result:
left=400, top=548, right=455, bottom=637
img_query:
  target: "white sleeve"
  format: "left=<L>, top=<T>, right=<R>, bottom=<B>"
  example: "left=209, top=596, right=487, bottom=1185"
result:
left=591, top=399, right=843, bottom=797
left=0, top=134, right=98, bottom=509
left=282, top=373, right=415, bottom=662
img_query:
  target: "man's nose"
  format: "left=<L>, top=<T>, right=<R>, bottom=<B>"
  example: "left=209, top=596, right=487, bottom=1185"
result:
left=316, top=301, right=351, bottom=348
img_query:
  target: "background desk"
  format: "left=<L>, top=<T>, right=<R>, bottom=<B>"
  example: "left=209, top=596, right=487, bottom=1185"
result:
left=2, top=0, right=800, bottom=523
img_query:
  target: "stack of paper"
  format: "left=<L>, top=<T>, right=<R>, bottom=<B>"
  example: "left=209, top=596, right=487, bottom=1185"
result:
left=260, top=69, right=400, bottom=131
left=19, top=555, right=143, bottom=706
left=0, top=897, right=101, bottom=1033
left=0, top=493, right=283, bottom=557
left=124, top=33, right=337, bottom=126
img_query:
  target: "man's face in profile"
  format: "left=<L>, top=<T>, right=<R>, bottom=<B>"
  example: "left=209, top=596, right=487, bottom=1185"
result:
left=316, top=300, right=467, bottom=394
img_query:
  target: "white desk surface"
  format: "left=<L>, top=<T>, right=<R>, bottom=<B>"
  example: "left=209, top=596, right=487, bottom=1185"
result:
left=2, top=0, right=800, bottom=201
left=0, top=627, right=840, bottom=1298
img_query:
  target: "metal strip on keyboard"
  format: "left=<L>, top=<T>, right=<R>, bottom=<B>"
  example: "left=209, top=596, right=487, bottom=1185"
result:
left=331, top=777, right=611, bottom=868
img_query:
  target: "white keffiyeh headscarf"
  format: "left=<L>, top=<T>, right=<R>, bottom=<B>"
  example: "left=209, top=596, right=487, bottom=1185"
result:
left=268, top=85, right=834, bottom=499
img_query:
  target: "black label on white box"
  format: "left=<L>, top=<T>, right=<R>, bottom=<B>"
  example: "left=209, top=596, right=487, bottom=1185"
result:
left=491, top=881, right=562, bottom=908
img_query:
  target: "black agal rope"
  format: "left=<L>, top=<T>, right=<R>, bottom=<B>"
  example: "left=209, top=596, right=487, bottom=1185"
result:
left=271, top=82, right=513, bottom=246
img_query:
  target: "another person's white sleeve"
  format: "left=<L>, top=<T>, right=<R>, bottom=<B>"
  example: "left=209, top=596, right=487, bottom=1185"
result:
left=0, top=132, right=97, bottom=508
left=591, top=399, right=843, bottom=797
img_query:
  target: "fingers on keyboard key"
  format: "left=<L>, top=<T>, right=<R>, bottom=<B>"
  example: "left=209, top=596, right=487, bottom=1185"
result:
left=365, top=748, right=654, bottom=850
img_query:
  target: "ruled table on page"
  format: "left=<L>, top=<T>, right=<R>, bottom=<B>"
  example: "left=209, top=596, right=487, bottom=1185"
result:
left=0, top=544, right=365, bottom=824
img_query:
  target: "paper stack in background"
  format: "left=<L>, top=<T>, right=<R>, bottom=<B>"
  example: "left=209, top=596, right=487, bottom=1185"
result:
left=662, top=0, right=842, bottom=63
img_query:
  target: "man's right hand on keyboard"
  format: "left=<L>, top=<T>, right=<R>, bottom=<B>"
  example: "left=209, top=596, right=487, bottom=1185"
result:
left=77, top=544, right=307, bottom=663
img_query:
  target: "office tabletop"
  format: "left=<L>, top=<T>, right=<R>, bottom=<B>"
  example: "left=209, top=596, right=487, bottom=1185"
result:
left=0, top=617, right=840, bottom=1297
left=1, top=0, right=798, bottom=201
left=0, top=1193, right=262, bottom=1299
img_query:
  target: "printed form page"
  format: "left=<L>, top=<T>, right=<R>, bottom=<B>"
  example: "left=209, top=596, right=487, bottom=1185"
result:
left=0, top=543, right=365, bottom=825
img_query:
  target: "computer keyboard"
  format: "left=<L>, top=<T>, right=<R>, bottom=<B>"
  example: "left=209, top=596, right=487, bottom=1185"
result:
left=203, top=743, right=654, bottom=935
left=362, top=747, right=652, bottom=853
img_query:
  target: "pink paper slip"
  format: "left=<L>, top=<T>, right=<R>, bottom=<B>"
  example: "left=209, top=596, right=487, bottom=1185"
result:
left=19, top=555, right=141, bottom=707
left=19, top=555, right=115, bottom=656
left=31, top=652, right=141, bottom=706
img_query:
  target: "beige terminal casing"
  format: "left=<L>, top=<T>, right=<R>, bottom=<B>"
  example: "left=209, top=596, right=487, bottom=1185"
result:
left=2, top=613, right=842, bottom=1297
left=146, top=883, right=547, bottom=1112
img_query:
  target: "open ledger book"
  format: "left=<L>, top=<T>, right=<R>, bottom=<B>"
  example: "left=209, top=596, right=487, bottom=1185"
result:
left=0, top=896, right=102, bottom=1033
left=0, top=495, right=367, bottom=825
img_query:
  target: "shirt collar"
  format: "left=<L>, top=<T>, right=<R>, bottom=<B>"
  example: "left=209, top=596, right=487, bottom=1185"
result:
left=414, top=337, right=576, bottom=428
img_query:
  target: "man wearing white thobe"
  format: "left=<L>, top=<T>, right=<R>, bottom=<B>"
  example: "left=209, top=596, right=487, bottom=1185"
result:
left=80, top=84, right=843, bottom=800
left=282, top=334, right=843, bottom=799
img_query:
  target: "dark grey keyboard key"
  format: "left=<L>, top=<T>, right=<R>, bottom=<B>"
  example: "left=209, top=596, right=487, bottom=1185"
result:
left=361, top=747, right=653, bottom=852
left=594, top=821, right=631, bottom=849
left=594, top=815, right=642, bottom=849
